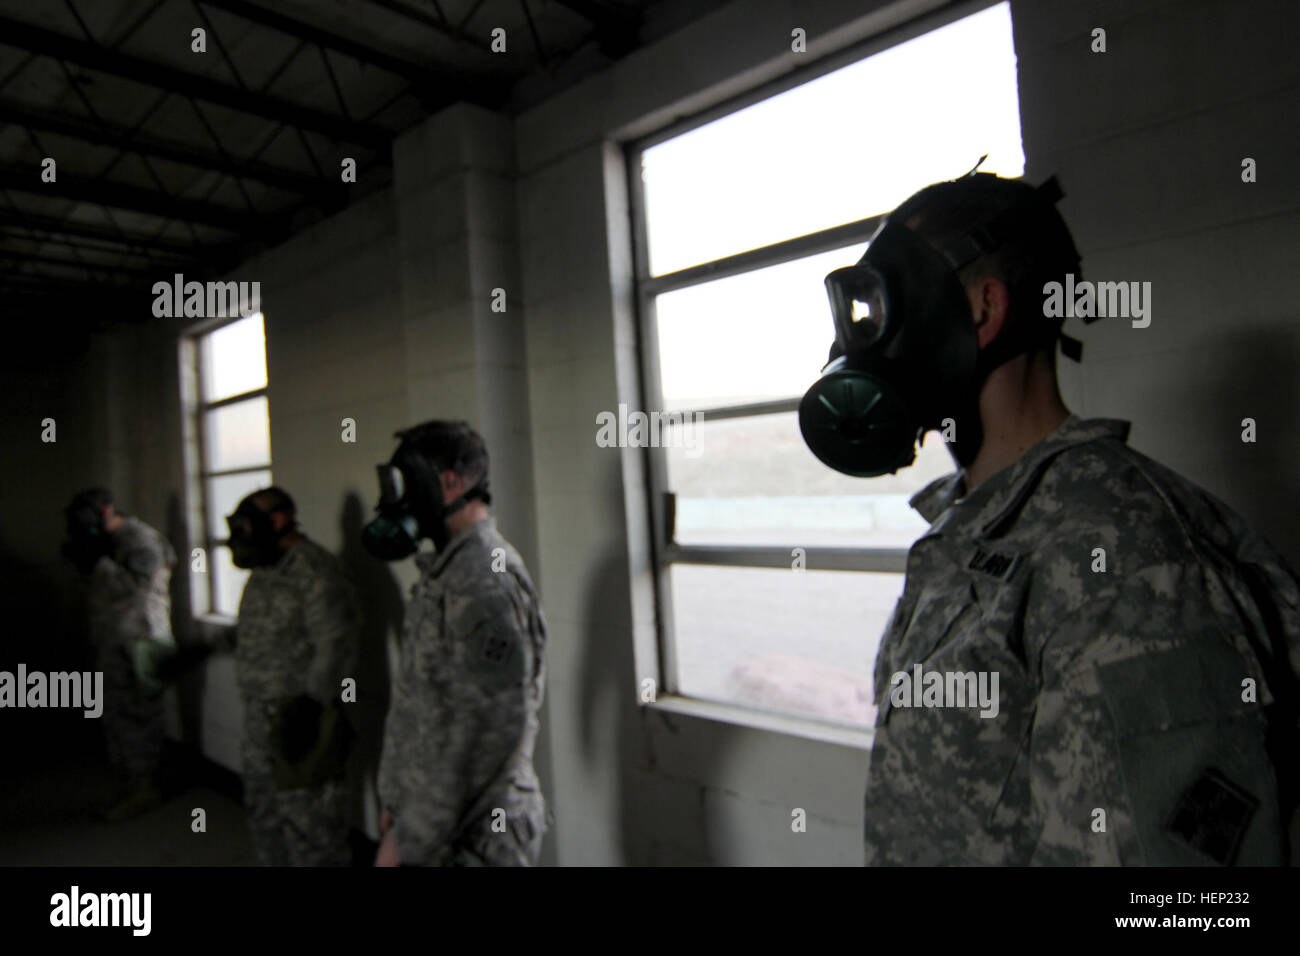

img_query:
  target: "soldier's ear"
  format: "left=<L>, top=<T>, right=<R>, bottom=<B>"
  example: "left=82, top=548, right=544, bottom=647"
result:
left=270, top=511, right=291, bottom=533
left=439, top=469, right=463, bottom=504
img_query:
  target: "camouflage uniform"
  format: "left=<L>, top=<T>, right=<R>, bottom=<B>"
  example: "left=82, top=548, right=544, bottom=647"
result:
left=235, top=537, right=360, bottom=866
left=865, top=416, right=1300, bottom=865
left=379, top=517, right=548, bottom=866
left=87, top=516, right=176, bottom=781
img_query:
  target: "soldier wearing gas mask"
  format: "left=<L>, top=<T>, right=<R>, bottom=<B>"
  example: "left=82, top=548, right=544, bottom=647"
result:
left=61, top=488, right=176, bottom=821
left=227, top=487, right=360, bottom=866
left=801, top=170, right=1300, bottom=865
left=367, top=420, right=548, bottom=866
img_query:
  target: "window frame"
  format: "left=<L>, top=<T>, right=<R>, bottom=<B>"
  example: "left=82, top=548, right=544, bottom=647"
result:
left=179, top=312, right=272, bottom=622
left=625, top=0, right=1004, bottom=726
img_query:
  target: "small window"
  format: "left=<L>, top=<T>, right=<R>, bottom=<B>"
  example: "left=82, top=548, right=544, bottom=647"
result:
left=190, top=313, right=271, bottom=617
left=631, top=2, right=1023, bottom=729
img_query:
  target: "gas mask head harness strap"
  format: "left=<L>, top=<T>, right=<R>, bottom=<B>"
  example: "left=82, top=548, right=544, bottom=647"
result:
left=62, top=489, right=114, bottom=573
left=799, top=170, right=1087, bottom=478
left=362, top=421, right=491, bottom=561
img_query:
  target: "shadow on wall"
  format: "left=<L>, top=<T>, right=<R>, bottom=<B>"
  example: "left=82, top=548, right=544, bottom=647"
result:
left=1191, top=325, right=1300, bottom=859
left=0, top=536, right=88, bottom=672
left=575, top=459, right=720, bottom=865
left=164, top=493, right=191, bottom=640
left=1183, top=326, right=1300, bottom=568
left=164, top=492, right=208, bottom=754
left=338, top=491, right=404, bottom=837
left=0, top=534, right=99, bottom=769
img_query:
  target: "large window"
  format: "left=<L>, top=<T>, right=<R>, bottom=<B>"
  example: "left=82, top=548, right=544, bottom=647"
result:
left=631, top=2, right=1023, bottom=730
left=189, top=312, right=272, bottom=617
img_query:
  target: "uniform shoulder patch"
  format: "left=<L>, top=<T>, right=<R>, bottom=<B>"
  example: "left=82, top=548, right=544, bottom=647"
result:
left=466, top=620, right=525, bottom=689
left=480, top=628, right=514, bottom=667
left=1165, top=767, right=1258, bottom=865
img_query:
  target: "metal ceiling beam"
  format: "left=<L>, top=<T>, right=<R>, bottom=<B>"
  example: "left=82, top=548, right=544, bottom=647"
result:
left=0, top=165, right=262, bottom=232
left=365, top=0, right=491, bottom=51
left=0, top=271, right=137, bottom=294
left=552, top=0, right=637, bottom=26
left=0, top=247, right=167, bottom=276
left=0, top=287, right=140, bottom=324
left=0, top=286, right=135, bottom=303
left=0, top=225, right=181, bottom=258
left=196, top=0, right=503, bottom=101
left=0, top=210, right=202, bottom=256
left=0, top=99, right=335, bottom=198
left=0, top=231, right=198, bottom=268
left=0, top=14, right=391, bottom=147
left=366, top=0, right=447, bottom=32
left=0, top=273, right=137, bottom=293
left=552, top=0, right=640, bottom=57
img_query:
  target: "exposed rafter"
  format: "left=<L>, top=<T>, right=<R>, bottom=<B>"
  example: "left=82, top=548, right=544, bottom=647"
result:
left=0, top=99, right=337, bottom=198
left=552, top=0, right=641, bottom=57
left=195, top=0, right=505, bottom=100
left=0, top=13, right=391, bottom=147
left=0, top=247, right=167, bottom=276
left=0, top=165, right=257, bottom=232
left=0, top=0, right=698, bottom=331
left=0, top=208, right=206, bottom=257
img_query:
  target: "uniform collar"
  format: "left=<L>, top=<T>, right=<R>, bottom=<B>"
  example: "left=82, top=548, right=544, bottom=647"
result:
left=416, top=516, right=495, bottom=577
left=252, top=535, right=309, bottom=575
left=909, top=416, right=1131, bottom=535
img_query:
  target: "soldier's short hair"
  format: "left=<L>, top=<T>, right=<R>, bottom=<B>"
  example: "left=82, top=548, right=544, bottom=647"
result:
left=893, top=174, right=1082, bottom=354
left=251, top=486, right=296, bottom=517
left=397, top=420, right=492, bottom=505
left=67, top=487, right=114, bottom=517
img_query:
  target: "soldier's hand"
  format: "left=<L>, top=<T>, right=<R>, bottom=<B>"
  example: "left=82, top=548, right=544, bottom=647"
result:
left=272, top=698, right=353, bottom=791
left=131, top=638, right=177, bottom=699
left=375, top=827, right=400, bottom=867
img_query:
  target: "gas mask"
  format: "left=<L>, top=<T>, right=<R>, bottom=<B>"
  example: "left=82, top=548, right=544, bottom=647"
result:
left=61, top=502, right=111, bottom=574
left=226, top=495, right=289, bottom=568
left=361, top=440, right=481, bottom=560
left=798, top=174, right=1080, bottom=478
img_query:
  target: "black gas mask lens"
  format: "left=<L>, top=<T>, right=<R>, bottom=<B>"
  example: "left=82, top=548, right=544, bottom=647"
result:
left=361, top=462, right=424, bottom=561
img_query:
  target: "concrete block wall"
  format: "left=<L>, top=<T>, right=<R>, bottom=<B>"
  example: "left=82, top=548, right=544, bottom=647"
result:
left=1013, top=0, right=1300, bottom=567
left=393, top=104, right=538, bottom=573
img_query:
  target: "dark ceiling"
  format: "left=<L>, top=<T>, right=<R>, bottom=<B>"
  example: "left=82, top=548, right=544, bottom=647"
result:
left=0, top=0, right=725, bottom=340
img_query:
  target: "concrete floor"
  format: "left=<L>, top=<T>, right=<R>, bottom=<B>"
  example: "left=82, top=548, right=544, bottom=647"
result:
left=0, top=734, right=256, bottom=867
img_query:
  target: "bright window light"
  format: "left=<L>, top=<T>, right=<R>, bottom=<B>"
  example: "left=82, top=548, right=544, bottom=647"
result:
left=192, top=312, right=272, bottom=617
left=636, top=3, right=1023, bottom=728
left=642, top=2, right=1023, bottom=276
